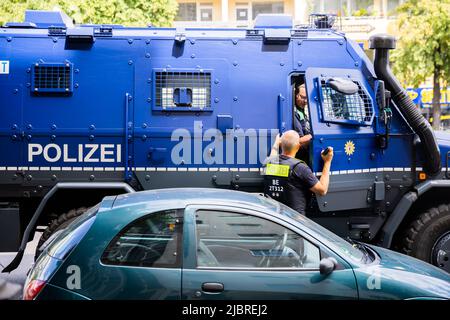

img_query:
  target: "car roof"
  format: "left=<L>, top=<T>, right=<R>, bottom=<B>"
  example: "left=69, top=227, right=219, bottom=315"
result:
left=111, top=188, right=280, bottom=214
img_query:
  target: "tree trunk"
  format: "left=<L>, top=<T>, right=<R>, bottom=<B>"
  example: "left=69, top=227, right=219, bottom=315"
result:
left=432, top=68, right=441, bottom=130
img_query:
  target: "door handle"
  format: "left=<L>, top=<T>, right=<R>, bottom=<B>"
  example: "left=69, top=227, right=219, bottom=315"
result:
left=201, top=282, right=224, bottom=293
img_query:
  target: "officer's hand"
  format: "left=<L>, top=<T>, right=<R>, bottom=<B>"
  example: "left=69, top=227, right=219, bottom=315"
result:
left=321, top=147, right=333, bottom=163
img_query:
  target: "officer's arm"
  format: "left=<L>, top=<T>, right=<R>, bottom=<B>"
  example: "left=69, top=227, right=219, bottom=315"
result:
left=299, top=134, right=312, bottom=147
left=310, top=148, right=333, bottom=196
left=269, top=134, right=281, bottom=157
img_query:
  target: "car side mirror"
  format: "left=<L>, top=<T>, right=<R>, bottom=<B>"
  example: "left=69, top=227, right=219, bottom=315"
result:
left=319, top=257, right=337, bottom=275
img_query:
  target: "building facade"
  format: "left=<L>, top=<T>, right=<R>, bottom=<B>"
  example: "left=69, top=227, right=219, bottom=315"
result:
left=173, top=0, right=405, bottom=41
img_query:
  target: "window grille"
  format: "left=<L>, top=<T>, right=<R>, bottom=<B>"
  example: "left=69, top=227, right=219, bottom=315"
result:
left=154, top=71, right=211, bottom=110
left=32, top=63, right=73, bottom=93
left=320, top=79, right=373, bottom=125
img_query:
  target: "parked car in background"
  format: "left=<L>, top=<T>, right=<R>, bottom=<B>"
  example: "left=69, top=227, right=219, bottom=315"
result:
left=24, top=189, right=450, bottom=300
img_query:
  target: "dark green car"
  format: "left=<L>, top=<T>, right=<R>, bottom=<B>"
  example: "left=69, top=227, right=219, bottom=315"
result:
left=24, top=189, right=450, bottom=300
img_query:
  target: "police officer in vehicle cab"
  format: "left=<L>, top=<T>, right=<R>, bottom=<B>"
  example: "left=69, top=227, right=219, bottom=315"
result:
left=294, top=84, right=312, bottom=147
left=263, top=130, right=333, bottom=215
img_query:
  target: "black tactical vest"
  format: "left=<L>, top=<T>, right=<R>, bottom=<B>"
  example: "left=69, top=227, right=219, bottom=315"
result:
left=263, top=155, right=305, bottom=204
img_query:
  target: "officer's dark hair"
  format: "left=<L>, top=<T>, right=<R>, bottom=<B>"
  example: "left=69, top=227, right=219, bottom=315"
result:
left=295, top=83, right=306, bottom=96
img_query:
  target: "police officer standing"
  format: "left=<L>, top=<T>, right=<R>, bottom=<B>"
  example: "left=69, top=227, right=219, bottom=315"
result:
left=264, top=131, right=333, bottom=215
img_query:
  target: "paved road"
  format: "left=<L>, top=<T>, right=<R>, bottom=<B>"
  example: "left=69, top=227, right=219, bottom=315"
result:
left=0, top=232, right=41, bottom=300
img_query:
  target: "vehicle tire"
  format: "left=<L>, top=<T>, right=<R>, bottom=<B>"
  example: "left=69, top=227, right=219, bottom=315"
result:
left=402, top=203, right=450, bottom=273
left=34, top=207, right=88, bottom=261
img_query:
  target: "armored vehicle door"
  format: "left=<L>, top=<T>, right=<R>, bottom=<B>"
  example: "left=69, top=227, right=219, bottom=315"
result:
left=304, top=68, right=378, bottom=213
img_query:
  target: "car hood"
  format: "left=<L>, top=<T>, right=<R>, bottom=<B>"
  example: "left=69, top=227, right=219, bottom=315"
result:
left=353, top=245, right=450, bottom=300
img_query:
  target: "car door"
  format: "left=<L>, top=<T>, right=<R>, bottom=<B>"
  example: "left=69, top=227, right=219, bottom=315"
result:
left=181, top=205, right=358, bottom=300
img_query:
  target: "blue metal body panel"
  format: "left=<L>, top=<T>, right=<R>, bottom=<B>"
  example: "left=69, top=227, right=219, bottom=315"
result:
left=0, top=25, right=419, bottom=171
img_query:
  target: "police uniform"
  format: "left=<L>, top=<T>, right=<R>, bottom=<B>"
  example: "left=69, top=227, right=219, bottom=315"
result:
left=293, top=107, right=311, bottom=162
left=263, top=154, right=319, bottom=215
left=293, top=108, right=310, bottom=137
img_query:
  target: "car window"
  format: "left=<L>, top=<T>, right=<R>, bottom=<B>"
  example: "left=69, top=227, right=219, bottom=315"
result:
left=195, top=210, right=320, bottom=269
left=101, top=209, right=183, bottom=268
left=278, top=203, right=365, bottom=262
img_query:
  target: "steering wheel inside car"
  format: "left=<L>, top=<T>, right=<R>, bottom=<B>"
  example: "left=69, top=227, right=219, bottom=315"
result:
left=258, top=230, right=288, bottom=268
left=120, top=243, right=162, bottom=265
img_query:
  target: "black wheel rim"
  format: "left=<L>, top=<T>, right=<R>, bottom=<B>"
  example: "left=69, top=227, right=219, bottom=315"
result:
left=431, top=231, right=450, bottom=273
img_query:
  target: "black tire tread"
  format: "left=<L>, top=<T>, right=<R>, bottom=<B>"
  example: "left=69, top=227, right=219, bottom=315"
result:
left=35, top=207, right=88, bottom=261
left=401, top=203, right=450, bottom=261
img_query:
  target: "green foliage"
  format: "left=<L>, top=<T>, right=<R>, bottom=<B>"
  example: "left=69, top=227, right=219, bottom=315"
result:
left=392, top=0, right=450, bottom=87
left=0, top=0, right=178, bottom=27
left=352, top=8, right=370, bottom=17
left=391, top=0, right=450, bottom=129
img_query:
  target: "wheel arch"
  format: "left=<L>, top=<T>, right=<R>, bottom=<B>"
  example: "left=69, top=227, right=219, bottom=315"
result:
left=2, top=182, right=135, bottom=273
left=379, top=180, right=450, bottom=250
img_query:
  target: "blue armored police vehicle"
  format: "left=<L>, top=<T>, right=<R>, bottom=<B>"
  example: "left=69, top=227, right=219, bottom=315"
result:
left=1, top=10, right=449, bottom=273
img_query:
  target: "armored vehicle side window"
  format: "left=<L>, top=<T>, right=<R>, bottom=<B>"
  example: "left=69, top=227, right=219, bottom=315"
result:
left=153, top=70, right=212, bottom=111
left=31, top=62, right=73, bottom=94
left=195, top=210, right=320, bottom=269
left=319, top=78, right=374, bottom=126
left=101, top=209, right=183, bottom=268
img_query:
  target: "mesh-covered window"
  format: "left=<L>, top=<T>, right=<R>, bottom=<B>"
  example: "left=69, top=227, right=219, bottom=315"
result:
left=155, top=71, right=211, bottom=110
left=32, top=63, right=72, bottom=93
left=320, top=79, right=373, bottom=124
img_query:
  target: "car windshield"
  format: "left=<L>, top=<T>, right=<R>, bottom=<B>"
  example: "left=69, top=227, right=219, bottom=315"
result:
left=45, top=205, right=99, bottom=260
left=276, top=202, right=366, bottom=263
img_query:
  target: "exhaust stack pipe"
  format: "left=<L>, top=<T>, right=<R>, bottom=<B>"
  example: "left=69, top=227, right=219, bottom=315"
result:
left=369, top=34, right=441, bottom=176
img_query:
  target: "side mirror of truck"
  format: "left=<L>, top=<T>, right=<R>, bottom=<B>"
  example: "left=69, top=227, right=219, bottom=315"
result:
left=376, top=80, right=393, bottom=150
left=377, top=80, right=386, bottom=110
left=319, top=257, right=337, bottom=275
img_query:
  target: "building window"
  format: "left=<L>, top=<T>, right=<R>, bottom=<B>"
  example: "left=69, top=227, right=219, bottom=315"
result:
left=312, top=0, right=339, bottom=14
left=236, top=2, right=249, bottom=22
left=176, top=2, right=197, bottom=21
left=199, top=3, right=213, bottom=21
left=350, top=0, right=374, bottom=16
left=236, top=8, right=248, bottom=21
left=200, top=8, right=213, bottom=21
left=252, top=2, right=284, bottom=20
left=387, top=0, right=403, bottom=16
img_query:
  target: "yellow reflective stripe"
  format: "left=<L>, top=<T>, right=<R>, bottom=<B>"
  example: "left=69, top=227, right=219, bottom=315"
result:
left=265, top=163, right=290, bottom=177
